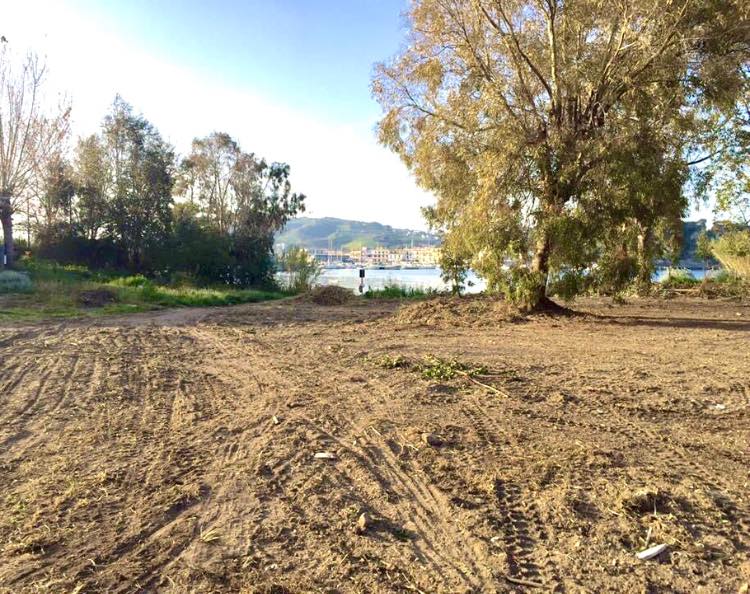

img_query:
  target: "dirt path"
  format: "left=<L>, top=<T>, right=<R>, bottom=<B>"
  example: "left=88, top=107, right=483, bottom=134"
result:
left=0, top=297, right=748, bottom=593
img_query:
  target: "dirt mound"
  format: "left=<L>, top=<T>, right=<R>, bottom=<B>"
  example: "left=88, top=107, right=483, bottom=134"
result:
left=76, top=288, right=117, bottom=307
left=391, top=295, right=520, bottom=327
left=305, top=285, right=354, bottom=306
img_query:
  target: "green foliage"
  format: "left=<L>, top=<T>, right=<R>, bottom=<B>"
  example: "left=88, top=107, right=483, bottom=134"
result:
left=592, top=249, right=638, bottom=297
left=108, top=274, right=150, bottom=288
left=372, top=0, right=749, bottom=309
left=418, top=356, right=487, bottom=381
left=102, top=96, right=175, bottom=270
left=278, top=246, right=321, bottom=293
left=363, top=284, right=435, bottom=300
left=493, top=267, right=547, bottom=312
left=0, top=257, right=286, bottom=322
left=698, top=271, right=749, bottom=299
left=659, top=269, right=701, bottom=289
left=19, top=99, right=305, bottom=290
left=373, top=354, right=410, bottom=369
left=176, top=133, right=306, bottom=288
left=109, top=283, right=284, bottom=308
left=712, top=230, right=750, bottom=278
left=549, top=270, right=590, bottom=302
left=695, top=231, right=714, bottom=266
left=0, top=270, right=32, bottom=293
left=437, top=234, right=470, bottom=295
left=277, top=217, right=438, bottom=250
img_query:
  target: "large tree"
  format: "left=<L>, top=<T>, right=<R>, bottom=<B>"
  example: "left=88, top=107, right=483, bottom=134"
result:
left=373, top=0, right=750, bottom=307
left=0, top=45, right=70, bottom=267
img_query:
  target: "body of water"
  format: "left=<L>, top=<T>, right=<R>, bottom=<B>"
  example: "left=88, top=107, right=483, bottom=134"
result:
left=317, top=266, right=713, bottom=293
left=318, top=268, right=486, bottom=293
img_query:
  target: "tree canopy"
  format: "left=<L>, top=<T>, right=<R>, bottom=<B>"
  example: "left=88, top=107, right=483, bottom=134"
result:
left=373, top=0, right=750, bottom=306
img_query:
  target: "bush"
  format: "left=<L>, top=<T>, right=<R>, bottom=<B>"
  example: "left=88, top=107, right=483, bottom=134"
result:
left=659, top=268, right=700, bottom=289
left=495, top=267, right=547, bottom=310
left=364, top=284, right=435, bottom=299
left=0, top=270, right=33, bottom=294
left=278, top=246, right=321, bottom=293
left=549, top=269, right=590, bottom=301
left=712, top=231, right=750, bottom=278
left=591, top=250, right=637, bottom=296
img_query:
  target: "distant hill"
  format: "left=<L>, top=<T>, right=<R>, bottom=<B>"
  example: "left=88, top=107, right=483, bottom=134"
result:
left=276, top=217, right=440, bottom=250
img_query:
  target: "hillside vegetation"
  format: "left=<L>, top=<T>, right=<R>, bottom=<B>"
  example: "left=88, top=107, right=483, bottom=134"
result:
left=276, top=217, right=440, bottom=250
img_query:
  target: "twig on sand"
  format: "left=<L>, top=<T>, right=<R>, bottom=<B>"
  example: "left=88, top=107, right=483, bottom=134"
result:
left=454, top=369, right=510, bottom=398
left=504, top=574, right=545, bottom=588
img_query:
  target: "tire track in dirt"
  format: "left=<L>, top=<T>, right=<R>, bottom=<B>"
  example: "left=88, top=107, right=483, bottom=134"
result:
left=604, top=407, right=750, bottom=551
left=478, top=367, right=750, bottom=560
left=0, top=357, right=64, bottom=452
left=461, top=393, right=563, bottom=593
left=331, top=368, right=504, bottom=592
left=357, top=429, right=496, bottom=590
left=0, top=357, right=36, bottom=409
left=278, top=412, right=494, bottom=592
left=208, top=327, right=502, bottom=594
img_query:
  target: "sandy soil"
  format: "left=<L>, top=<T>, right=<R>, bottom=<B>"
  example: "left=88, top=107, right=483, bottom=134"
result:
left=0, top=296, right=748, bottom=593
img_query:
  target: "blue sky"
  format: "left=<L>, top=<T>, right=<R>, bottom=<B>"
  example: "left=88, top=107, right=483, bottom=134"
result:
left=66, top=0, right=407, bottom=124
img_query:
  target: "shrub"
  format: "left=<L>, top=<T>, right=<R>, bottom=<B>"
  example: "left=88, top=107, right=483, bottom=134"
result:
left=495, top=267, right=547, bottom=311
left=364, top=284, right=435, bottom=299
left=278, top=246, right=321, bottom=293
left=0, top=270, right=33, bottom=294
left=660, top=268, right=700, bottom=289
left=549, top=269, right=590, bottom=302
left=712, top=231, right=750, bottom=279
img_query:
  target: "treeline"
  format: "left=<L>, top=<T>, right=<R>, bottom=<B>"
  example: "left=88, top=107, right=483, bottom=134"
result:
left=17, top=97, right=305, bottom=287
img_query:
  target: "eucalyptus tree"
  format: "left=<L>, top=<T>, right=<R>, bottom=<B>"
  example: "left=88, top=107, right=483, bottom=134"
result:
left=373, top=0, right=750, bottom=307
left=0, top=46, right=70, bottom=267
left=73, top=134, right=110, bottom=241
left=100, top=97, right=175, bottom=270
left=33, top=153, right=76, bottom=233
left=176, top=133, right=306, bottom=285
left=180, top=132, right=240, bottom=233
left=709, top=85, right=750, bottom=226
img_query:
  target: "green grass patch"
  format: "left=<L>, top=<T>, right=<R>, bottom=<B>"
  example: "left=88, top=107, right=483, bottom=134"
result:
left=363, top=283, right=438, bottom=300
left=0, top=258, right=288, bottom=323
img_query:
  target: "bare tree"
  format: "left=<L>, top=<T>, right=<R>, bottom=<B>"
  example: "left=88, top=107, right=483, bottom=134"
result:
left=0, top=45, right=70, bottom=267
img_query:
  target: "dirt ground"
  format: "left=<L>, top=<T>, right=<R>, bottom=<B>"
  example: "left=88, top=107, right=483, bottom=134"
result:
left=0, top=295, right=748, bottom=594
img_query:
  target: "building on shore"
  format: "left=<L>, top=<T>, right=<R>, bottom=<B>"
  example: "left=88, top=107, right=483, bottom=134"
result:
left=296, top=245, right=441, bottom=268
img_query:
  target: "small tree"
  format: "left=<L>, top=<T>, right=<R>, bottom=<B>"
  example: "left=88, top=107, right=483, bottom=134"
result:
left=279, top=246, right=321, bottom=293
left=711, top=230, right=750, bottom=279
left=695, top=231, right=714, bottom=273
left=0, top=45, right=70, bottom=267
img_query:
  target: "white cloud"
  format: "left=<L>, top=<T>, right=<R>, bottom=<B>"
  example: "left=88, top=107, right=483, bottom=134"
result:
left=4, top=0, right=434, bottom=230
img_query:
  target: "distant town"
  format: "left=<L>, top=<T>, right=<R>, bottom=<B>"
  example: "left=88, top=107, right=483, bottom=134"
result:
left=277, top=244, right=441, bottom=269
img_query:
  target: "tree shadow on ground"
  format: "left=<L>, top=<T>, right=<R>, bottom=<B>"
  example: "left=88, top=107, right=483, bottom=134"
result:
left=586, top=312, right=750, bottom=332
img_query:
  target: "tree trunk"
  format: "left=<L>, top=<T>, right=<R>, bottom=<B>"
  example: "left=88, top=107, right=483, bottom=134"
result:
left=528, top=229, right=552, bottom=310
left=636, top=226, right=653, bottom=296
left=0, top=195, right=14, bottom=269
